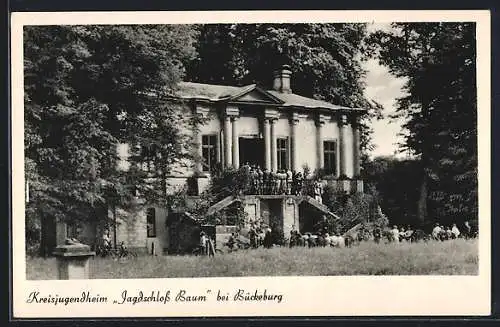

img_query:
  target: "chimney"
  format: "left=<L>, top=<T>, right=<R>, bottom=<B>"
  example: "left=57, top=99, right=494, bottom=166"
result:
left=272, top=65, right=292, bottom=93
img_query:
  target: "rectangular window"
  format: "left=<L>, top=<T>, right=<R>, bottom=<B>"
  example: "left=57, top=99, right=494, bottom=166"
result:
left=202, top=134, right=217, bottom=172
left=66, top=223, right=81, bottom=239
left=146, top=208, right=156, bottom=238
left=141, top=144, right=157, bottom=172
left=277, top=138, right=288, bottom=170
left=323, top=140, right=337, bottom=175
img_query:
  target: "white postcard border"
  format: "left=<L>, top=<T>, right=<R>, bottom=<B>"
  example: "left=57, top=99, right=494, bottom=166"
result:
left=11, top=10, right=492, bottom=318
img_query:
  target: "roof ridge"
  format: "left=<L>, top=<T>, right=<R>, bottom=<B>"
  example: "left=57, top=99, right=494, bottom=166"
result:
left=175, top=81, right=364, bottom=112
left=179, top=81, right=253, bottom=88
left=219, top=84, right=256, bottom=99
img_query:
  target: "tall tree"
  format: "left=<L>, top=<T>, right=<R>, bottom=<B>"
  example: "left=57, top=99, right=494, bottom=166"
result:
left=24, top=25, right=198, bottom=238
left=362, top=156, right=422, bottom=227
left=185, top=23, right=383, bottom=163
left=369, top=23, right=477, bottom=225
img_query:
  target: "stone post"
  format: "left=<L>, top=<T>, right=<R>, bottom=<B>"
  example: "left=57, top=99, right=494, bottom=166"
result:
left=53, top=243, right=95, bottom=280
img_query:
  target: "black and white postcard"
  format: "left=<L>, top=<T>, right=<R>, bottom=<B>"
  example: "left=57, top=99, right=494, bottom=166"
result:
left=11, top=10, right=491, bottom=317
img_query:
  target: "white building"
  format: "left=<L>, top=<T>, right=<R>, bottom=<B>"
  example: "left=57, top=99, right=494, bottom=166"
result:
left=45, top=65, right=366, bottom=255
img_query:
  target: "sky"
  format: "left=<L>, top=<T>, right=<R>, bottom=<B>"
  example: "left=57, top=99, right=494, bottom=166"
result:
left=362, top=24, right=408, bottom=159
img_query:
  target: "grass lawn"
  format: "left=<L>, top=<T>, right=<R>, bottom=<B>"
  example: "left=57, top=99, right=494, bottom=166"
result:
left=26, top=239, right=478, bottom=280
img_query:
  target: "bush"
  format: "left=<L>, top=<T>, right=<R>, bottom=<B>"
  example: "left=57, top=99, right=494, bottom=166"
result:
left=322, top=185, right=379, bottom=234
left=25, top=209, right=41, bottom=246
left=209, top=166, right=251, bottom=200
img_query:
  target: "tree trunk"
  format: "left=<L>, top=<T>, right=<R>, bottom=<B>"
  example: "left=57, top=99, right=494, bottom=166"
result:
left=417, top=173, right=428, bottom=226
left=112, top=205, right=117, bottom=249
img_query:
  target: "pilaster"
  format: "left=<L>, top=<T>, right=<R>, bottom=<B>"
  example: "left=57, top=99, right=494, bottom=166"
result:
left=338, top=113, right=348, bottom=176
left=315, top=113, right=328, bottom=170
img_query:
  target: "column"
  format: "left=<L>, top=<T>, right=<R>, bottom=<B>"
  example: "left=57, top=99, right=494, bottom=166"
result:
left=316, top=117, right=325, bottom=170
left=232, top=117, right=239, bottom=169
left=290, top=115, right=299, bottom=172
left=223, top=115, right=232, bottom=168
left=216, top=130, right=222, bottom=165
left=352, top=116, right=361, bottom=176
left=264, top=119, right=271, bottom=171
left=270, top=120, right=277, bottom=171
left=339, top=114, right=348, bottom=176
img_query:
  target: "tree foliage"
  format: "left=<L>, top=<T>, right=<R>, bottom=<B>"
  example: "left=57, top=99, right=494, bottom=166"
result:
left=185, top=23, right=383, bottom=159
left=368, top=23, right=477, bottom=224
left=24, top=25, right=198, bottom=234
left=363, top=156, right=422, bottom=227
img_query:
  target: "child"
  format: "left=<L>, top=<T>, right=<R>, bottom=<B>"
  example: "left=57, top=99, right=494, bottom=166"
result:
left=200, top=231, right=208, bottom=255
left=451, top=223, right=460, bottom=239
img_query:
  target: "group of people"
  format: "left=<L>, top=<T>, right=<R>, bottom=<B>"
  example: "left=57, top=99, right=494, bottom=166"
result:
left=386, top=225, right=419, bottom=243
left=289, top=226, right=346, bottom=248
left=209, top=220, right=474, bottom=255
left=249, top=223, right=275, bottom=249
left=97, top=229, right=132, bottom=257
left=198, top=231, right=216, bottom=256
left=431, top=223, right=463, bottom=241
left=223, top=224, right=272, bottom=250
left=385, top=222, right=466, bottom=243
left=239, top=163, right=306, bottom=196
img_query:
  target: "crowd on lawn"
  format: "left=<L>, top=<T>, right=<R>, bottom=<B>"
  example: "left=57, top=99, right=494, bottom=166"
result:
left=381, top=223, right=463, bottom=243
left=93, top=217, right=476, bottom=258
left=213, top=219, right=477, bottom=253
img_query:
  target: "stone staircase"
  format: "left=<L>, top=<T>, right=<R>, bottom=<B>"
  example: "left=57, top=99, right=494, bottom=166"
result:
left=205, top=194, right=340, bottom=221
left=299, top=196, right=340, bottom=220
left=206, top=195, right=242, bottom=216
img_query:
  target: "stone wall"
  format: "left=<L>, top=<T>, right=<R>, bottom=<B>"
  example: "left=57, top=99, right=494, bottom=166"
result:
left=112, top=207, right=147, bottom=252
left=108, top=205, right=169, bottom=254
left=283, top=197, right=298, bottom=237
left=145, top=207, right=169, bottom=255
left=295, top=115, right=318, bottom=172
left=237, top=115, right=260, bottom=137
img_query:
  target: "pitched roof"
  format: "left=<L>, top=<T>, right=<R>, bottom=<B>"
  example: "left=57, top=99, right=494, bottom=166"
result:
left=267, top=90, right=350, bottom=111
left=175, top=82, right=249, bottom=101
left=175, top=81, right=362, bottom=112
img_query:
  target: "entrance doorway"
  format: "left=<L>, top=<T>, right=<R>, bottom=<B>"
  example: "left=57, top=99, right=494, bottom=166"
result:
left=239, top=137, right=264, bottom=168
left=260, top=198, right=284, bottom=240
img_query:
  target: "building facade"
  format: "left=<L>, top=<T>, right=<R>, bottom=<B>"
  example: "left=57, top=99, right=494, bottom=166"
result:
left=46, top=66, right=366, bottom=255
left=136, top=65, right=365, bottom=193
